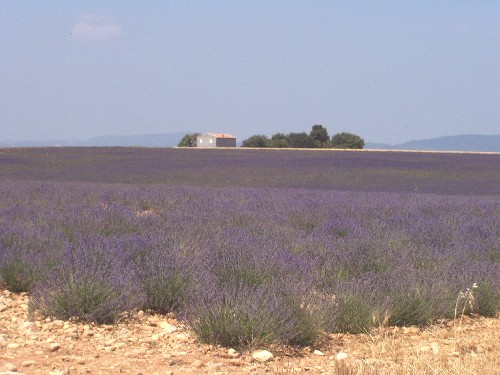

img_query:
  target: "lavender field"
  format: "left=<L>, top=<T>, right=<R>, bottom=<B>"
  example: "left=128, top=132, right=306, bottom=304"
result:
left=0, top=148, right=499, bottom=347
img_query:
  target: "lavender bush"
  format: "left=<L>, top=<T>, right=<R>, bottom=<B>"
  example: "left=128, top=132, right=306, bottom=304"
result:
left=185, top=280, right=319, bottom=347
left=0, top=225, right=64, bottom=292
left=132, top=240, right=203, bottom=314
left=30, top=236, right=144, bottom=324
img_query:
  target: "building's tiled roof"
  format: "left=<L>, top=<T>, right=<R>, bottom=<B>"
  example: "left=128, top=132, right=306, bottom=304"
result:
left=206, top=133, right=236, bottom=139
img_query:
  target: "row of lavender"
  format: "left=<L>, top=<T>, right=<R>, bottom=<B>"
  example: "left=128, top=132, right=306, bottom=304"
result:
left=1, top=147, right=499, bottom=194
left=1, top=181, right=498, bottom=347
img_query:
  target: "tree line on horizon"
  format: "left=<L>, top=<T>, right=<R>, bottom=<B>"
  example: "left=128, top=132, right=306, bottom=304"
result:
left=241, top=125, right=364, bottom=149
left=177, top=125, right=364, bottom=149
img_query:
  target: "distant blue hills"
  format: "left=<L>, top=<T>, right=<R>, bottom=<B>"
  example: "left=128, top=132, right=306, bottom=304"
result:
left=1, top=133, right=499, bottom=152
left=0, top=132, right=187, bottom=148
left=366, top=134, right=500, bottom=152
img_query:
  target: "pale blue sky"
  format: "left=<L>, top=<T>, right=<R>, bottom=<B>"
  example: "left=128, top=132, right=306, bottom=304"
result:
left=1, top=1, right=499, bottom=144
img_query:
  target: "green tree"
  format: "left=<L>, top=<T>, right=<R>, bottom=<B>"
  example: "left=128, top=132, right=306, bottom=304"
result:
left=269, top=133, right=290, bottom=148
left=288, top=132, right=314, bottom=148
left=177, top=133, right=200, bottom=147
left=330, top=132, right=365, bottom=149
left=241, top=135, right=270, bottom=148
left=309, top=125, right=329, bottom=148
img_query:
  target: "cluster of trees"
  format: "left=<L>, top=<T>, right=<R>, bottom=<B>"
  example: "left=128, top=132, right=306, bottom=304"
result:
left=177, top=126, right=364, bottom=149
left=242, top=125, right=365, bottom=149
left=177, top=133, right=200, bottom=147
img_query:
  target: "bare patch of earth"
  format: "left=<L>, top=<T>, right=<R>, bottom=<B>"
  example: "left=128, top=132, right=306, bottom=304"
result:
left=1, top=290, right=499, bottom=375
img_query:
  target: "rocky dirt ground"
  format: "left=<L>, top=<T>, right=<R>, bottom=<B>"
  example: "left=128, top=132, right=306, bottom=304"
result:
left=1, top=289, right=499, bottom=375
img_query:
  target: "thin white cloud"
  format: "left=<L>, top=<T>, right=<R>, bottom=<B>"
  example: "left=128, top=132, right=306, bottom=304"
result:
left=72, top=14, right=122, bottom=41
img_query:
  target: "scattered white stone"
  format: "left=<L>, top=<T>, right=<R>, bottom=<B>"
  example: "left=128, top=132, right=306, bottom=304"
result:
left=22, top=360, right=37, bottom=367
left=313, top=349, right=324, bottom=356
left=159, top=321, right=178, bottom=333
left=402, top=326, right=419, bottom=335
left=336, top=351, right=348, bottom=361
left=419, top=346, right=431, bottom=353
left=3, top=363, right=17, bottom=372
left=227, top=348, right=240, bottom=358
left=6, top=343, right=20, bottom=350
left=252, top=349, right=274, bottom=363
left=174, top=333, right=189, bottom=342
left=74, top=356, right=86, bottom=365
left=82, top=325, right=93, bottom=337
left=19, top=321, right=34, bottom=330
left=430, top=342, right=440, bottom=354
left=191, top=359, right=204, bottom=368
left=48, top=343, right=61, bottom=352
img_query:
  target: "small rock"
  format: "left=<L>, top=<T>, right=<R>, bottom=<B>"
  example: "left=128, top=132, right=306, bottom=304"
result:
left=74, top=357, right=86, bottom=365
left=22, top=360, right=37, bottom=367
left=6, top=343, right=20, bottom=350
left=174, top=333, right=189, bottom=342
left=159, top=321, right=178, bottom=333
left=48, top=343, right=61, bottom=352
left=3, top=363, right=17, bottom=372
left=191, top=359, right=204, bottom=368
left=228, top=359, right=243, bottom=366
left=19, top=321, right=34, bottom=330
left=227, top=348, right=240, bottom=358
left=430, top=342, right=439, bottom=354
left=336, top=351, right=348, bottom=361
left=313, top=349, right=324, bottom=356
left=402, top=326, right=420, bottom=335
left=252, top=349, right=274, bottom=363
left=48, top=370, right=67, bottom=375
left=419, top=346, right=431, bottom=353
left=82, top=325, right=93, bottom=337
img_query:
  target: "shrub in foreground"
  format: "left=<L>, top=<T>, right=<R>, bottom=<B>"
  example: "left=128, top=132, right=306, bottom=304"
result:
left=0, top=252, right=42, bottom=293
left=332, top=294, right=374, bottom=333
left=31, top=238, right=143, bottom=324
left=184, top=281, right=319, bottom=348
left=473, top=282, right=500, bottom=317
left=386, top=275, right=456, bottom=326
left=133, top=244, right=200, bottom=314
left=0, top=229, right=63, bottom=293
